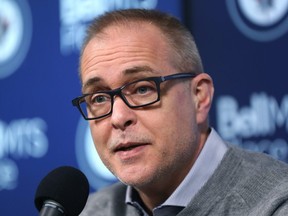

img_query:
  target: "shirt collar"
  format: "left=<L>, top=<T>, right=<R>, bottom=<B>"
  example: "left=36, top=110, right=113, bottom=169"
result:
left=125, top=128, right=228, bottom=209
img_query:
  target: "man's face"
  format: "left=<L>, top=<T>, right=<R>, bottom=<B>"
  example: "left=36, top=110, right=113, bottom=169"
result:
left=80, top=23, right=203, bottom=191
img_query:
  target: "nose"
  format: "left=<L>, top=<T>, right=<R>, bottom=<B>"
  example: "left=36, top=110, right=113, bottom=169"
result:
left=110, top=96, right=137, bottom=130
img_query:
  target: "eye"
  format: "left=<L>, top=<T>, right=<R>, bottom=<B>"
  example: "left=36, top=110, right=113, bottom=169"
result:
left=136, top=86, right=152, bottom=94
left=90, top=94, right=110, bottom=105
left=129, top=80, right=157, bottom=95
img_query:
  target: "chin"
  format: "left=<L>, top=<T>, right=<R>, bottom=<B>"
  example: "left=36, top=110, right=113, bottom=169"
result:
left=118, top=172, right=157, bottom=189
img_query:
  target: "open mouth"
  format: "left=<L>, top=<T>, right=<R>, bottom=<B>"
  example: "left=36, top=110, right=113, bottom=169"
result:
left=115, top=143, right=146, bottom=152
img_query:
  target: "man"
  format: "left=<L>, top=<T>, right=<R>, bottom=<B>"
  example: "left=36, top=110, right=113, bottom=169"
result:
left=72, top=9, right=288, bottom=216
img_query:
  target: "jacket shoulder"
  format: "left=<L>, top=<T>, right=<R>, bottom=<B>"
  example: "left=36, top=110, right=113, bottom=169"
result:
left=80, top=182, right=139, bottom=216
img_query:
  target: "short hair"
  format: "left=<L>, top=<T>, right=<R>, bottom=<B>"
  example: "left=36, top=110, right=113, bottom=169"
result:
left=80, top=9, right=204, bottom=75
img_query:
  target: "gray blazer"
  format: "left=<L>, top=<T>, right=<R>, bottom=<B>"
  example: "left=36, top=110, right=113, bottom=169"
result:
left=80, top=145, right=288, bottom=216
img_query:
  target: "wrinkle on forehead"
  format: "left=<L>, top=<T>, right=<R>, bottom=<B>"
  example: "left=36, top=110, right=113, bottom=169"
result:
left=81, top=43, right=159, bottom=73
left=81, top=22, right=170, bottom=62
left=80, top=22, right=174, bottom=85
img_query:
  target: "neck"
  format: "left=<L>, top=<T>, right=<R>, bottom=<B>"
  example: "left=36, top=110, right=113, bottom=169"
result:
left=134, top=128, right=210, bottom=213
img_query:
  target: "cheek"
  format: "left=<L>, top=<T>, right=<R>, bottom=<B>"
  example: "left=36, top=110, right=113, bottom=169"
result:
left=162, top=88, right=196, bottom=128
left=155, top=90, right=197, bottom=149
left=89, top=123, right=116, bottom=173
left=89, top=121, right=110, bottom=153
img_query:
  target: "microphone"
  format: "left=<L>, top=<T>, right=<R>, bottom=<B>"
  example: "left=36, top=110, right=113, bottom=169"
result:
left=34, top=166, right=89, bottom=216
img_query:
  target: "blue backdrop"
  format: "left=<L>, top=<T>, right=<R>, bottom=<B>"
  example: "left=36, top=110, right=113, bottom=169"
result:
left=187, top=0, right=288, bottom=161
left=0, top=0, right=287, bottom=215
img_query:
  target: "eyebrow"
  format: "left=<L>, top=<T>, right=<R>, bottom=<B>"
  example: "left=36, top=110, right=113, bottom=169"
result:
left=82, top=77, right=101, bottom=93
left=82, top=65, right=157, bottom=93
left=123, top=65, right=154, bottom=75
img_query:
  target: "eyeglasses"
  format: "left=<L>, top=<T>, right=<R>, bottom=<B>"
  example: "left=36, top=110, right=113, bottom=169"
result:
left=72, top=72, right=197, bottom=120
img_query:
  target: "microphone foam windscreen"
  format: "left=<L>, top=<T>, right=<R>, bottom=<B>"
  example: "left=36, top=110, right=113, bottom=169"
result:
left=34, top=166, right=89, bottom=216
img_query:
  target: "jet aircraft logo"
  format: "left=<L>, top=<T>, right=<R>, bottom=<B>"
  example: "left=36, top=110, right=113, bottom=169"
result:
left=0, top=0, right=32, bottom=79
left=226, top=0, right=288, bottom=41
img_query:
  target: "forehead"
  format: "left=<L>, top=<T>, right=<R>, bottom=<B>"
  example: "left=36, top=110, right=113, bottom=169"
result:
left=80, top=22, right=174, bottom=89
left=96, top=21, right=168, bottom=48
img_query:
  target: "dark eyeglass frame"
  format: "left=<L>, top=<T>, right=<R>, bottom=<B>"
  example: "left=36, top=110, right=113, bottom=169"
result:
left=72, top=72, right=197, bottom=120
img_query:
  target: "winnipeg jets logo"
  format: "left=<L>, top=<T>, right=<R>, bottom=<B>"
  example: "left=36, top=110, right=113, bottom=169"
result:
left=226, top=0, right=288, bottom=41
left=0, top=0, right=32, bottom=79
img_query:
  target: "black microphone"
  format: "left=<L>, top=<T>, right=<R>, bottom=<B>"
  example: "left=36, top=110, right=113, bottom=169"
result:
left=34, top=166, right=89, bottom=216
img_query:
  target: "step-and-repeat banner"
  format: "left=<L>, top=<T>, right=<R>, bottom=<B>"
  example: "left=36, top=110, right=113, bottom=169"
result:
left=0, top=1, right=182, bottom=215
left=0, top=0, right=287, bottom=215
left=187, top=0, right=288, bottom=161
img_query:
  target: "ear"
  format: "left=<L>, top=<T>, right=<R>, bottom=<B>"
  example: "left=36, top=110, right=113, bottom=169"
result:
left=192, top=73, right=214, bottom=125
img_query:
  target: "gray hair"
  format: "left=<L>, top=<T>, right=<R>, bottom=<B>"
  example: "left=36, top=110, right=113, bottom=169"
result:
left=80, top=9, right=204, bottom=75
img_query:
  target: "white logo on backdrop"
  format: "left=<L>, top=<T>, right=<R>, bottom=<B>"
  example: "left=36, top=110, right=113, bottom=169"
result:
left=226, top=0, right=288, bottom=41
left=0, top=0, right=32, bottom=79
left=59, top=0, right=158, bottom=55
left=75, top=118, right=117, bottom=190
left=0, top=118, right=48, bottom=191
left=216, top=93, right=288, bottom=161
